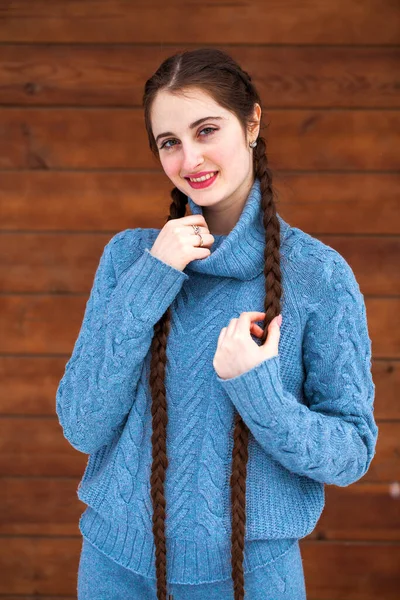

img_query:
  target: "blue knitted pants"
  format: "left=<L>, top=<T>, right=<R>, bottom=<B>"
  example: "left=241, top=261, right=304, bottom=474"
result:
left=77, top=536, right=307, bottom=599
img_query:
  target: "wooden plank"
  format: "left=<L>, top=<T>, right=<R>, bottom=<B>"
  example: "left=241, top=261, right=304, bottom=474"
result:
left=0, top=0, right=398, bottom=44
left=2, top=478, right=399, bottom=540
left=300, top=541, right=400, bottom=600
left=2, top=295, right=395, bottom=356
left=365, top=299, right=400, bottom=358
left=364, top=422, right=400, bottom=482
left=0, top=537, right=80, bottom=595
left=0, top=418, right=87, bottom=476
left=1, top=171, right=398, bottom=234
left=0, top=45, right=398, bottom=108
left=1, top=357, right=398, bottom=420
left=0, top=357, right=66, bottom=416
left=0, top=108, right=398, bottom=170
left=1, top=233, right=399, bottom=295
left=0, top=296, right=87, bottom=354
left=372, top=360, right=400, bottom=420
left=1, top=478, right=82, bottom=536
left=0, top=537, right=398, bottom=597
left=0, top=171, right=171, bottom=231
left=310, top=483, right=400, bottom=541
left=276, top=172, right=400, bottom=235
left=0, top=233, right=111, bottom=294
left=314, top=236, right=400, bottom=296
left=0, top=418, right=396, bottom=479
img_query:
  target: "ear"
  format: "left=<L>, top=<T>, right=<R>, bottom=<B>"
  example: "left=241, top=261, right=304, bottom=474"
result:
left=247, top=103, right=262, bottom=139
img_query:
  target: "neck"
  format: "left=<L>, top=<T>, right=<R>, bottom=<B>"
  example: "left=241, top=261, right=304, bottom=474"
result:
left=201, top=174, right=255, bottom=236
left=186, top=177, right=291, bottom=281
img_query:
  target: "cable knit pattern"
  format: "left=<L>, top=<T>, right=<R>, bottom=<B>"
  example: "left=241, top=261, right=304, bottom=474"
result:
left=217, top=250, right=378, bottom=488
left=56, top=177, right=378, bottom=585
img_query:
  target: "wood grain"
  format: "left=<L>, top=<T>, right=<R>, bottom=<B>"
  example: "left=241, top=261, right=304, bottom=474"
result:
left=0, top=45, right=398, bottom=108
left=1, top=233, right=399, bottom=295
left=0, top=418, right=396, bottom=479
left=0, top=108, right=398, bottom=170
left=0, top=536, right=398, bottom=597
left=0, top=418, right=87, bottom=476
left=0, top=1, right=398, bottom=596
left=1, top=357, right=398, bottom=419
left=1, top=295, right=395, bottom=356
left=0, top=0, right=399, bottom=44
left=311, top=483, right=400, bottom=542
left=2, top=478, right=399, bottom=541
left=1, top=171, right=399, bottom=233
left=300, top=541, right=400, bottom=600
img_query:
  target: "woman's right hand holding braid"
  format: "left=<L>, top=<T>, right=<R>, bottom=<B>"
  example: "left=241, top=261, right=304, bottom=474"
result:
left=149, top=215, right=215, bottom=272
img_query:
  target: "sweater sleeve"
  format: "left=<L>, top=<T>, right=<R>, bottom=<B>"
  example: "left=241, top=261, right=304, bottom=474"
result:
left=56, top=230, right=189, bottom=454
left=216, top=254, right=378, bottom=487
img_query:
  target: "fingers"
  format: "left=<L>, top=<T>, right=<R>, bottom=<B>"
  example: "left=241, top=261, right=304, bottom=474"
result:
left=266, top=316, right=281, bottom=345
left=240, top=312, right=282, bottom=340
left=238, top=311, right=266, bottom=328
left=188, top=223, right=214, bottom=249
left=251, top=323, right=264, bottom=337
left=180, top=215, right=212, bottom=236
left=221, top=312, right=282, bottom=341
left=241, top=311, right=282, bottom=326
left=189, top=225, right=209, bottom=233
left=191, top=234, right=215, bottom=250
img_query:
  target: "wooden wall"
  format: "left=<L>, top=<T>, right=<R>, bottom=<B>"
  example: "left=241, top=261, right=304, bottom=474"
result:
left=0, top=1, right=399, bottom=598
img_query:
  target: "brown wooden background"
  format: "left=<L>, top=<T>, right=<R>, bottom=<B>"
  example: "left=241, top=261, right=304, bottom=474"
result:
left=0, top=1, right=399, bottom=598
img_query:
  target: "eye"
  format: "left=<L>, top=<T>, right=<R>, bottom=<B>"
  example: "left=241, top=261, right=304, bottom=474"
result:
left=159, top=127, right=217, bottom=150
left=199, top=127, right=217, bottom=136
left=159, top=138, right=177, bottom=150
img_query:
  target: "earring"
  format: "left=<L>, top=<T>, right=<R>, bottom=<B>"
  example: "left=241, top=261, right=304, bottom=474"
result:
left=249, top=140, right=257, bottom=148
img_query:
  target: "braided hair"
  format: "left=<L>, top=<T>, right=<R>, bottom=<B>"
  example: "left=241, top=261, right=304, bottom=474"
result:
left=142, top=48, right=283, bottom=600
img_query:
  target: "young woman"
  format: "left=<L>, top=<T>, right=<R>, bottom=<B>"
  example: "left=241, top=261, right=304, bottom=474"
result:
left=56, top=48, right=378, bottom=600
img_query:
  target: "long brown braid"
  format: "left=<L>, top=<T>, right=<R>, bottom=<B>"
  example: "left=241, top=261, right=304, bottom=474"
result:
left=143, top=48, right=282, bottom=600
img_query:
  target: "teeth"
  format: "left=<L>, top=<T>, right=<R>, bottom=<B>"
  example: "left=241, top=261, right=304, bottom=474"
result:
left=189, top=172, right=217, bottom=183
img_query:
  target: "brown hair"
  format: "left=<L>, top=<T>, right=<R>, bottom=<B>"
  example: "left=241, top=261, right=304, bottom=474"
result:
left=142, top=47, right=283, bottom=600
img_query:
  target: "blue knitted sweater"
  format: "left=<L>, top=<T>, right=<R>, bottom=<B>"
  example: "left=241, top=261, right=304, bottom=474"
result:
left=56, top=177, right=378, bottom=585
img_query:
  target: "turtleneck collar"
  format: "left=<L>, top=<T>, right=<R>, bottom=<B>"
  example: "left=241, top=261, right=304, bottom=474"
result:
left=184, top=177, right=291, bottom=281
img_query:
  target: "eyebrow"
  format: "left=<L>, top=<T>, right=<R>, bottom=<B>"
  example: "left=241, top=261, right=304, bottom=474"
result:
left=155, top=116, right=225, bottom=145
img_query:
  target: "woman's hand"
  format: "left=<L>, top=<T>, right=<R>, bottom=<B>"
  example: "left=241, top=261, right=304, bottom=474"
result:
left=213, top=311, right=282, bottom=380
left=149, top=215, right=215, bottom=272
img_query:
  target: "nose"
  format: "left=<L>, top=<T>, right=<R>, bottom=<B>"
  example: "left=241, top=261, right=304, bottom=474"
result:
left=180, top=142, right=204, bottom=174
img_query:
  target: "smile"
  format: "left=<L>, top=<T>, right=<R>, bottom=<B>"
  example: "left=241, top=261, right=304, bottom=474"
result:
left=186, top=171, right=219, bottom=189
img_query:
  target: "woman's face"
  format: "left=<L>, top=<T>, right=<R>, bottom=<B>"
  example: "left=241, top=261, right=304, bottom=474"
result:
left=150, top=87, right=260, bottom=211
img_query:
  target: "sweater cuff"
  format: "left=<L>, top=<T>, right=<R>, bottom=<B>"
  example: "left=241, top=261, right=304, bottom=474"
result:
left=110, top=248, right=189, bottom=326
left=216, top=355, right=296, bottom=433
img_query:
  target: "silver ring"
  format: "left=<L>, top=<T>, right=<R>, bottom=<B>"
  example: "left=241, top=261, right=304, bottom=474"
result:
left=192, top=224, right=204, bottom=247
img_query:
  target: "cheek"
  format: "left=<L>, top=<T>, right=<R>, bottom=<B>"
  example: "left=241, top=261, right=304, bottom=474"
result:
left=215, top=138, right=244, bottom=167
left=160, top=154, right=181, bottom=178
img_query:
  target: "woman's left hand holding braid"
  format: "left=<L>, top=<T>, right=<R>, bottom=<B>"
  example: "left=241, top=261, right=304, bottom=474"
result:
left=213, top=312, right=282, bottom=380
